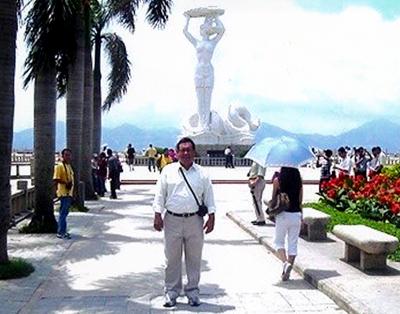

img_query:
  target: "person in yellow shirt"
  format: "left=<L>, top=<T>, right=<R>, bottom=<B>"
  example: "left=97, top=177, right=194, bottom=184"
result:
left=157, top=148, right=173, bottom=173
left=145, top=144, right=158, bottom=172
left=53, top=148, right=74, bottom=239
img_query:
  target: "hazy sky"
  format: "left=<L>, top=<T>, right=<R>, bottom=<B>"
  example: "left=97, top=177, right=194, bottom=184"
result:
left=14, top=0, right=400, bottom=135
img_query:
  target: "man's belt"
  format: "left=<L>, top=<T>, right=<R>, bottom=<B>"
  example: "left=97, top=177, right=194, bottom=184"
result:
left=167, top=210, right=197, bottom=217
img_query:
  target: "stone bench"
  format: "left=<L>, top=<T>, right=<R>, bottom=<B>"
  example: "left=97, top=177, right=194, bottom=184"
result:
left=333, top=224, right=399, bottom=270
left=300, top=207, right=331, bottom=241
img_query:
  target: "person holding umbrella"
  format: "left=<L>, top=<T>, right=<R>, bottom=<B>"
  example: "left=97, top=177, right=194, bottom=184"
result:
left=247, top=161, right=266, bottom=225
left=270, top=167, right=303, bottom=281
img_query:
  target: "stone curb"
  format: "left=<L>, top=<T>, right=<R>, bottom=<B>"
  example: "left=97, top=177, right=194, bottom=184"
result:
left=226, top=211, right=371, bottom=314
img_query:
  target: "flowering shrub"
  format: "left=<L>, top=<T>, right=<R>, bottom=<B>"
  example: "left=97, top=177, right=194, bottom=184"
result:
left=319, top=169, right=400, bottom=227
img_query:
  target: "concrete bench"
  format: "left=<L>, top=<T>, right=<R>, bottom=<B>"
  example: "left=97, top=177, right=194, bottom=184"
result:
left=300, top=207, right=331, bottom=241
left=333, top=224, right=399, bottom=270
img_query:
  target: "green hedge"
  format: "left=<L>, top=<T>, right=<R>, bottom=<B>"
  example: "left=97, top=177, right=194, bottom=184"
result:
left=307, top=201, right=400, bottom=261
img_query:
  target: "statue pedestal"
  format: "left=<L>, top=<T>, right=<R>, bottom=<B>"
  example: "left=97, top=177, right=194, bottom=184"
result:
left=180, top=105, right=260, bottom=151
left=195, top=144, right=252, bottom=157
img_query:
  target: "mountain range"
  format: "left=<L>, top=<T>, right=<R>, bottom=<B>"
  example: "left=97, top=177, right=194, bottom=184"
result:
left=12, top=119, right=400, bottom=153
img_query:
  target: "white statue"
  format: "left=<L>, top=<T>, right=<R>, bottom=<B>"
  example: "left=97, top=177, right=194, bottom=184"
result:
left=180, top=7, right=260, bottom=146
left=183, top=10, right=225, bottom=131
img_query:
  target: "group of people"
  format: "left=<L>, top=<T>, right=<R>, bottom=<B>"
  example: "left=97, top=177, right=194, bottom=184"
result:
left=314, top=145, right=386, bottom=192
left=144, top=144, right=178, bottom=173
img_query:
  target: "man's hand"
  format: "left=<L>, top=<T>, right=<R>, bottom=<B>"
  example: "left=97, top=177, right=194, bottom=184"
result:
left=154, top=213, right=163, bottom=231
left=203, top=213, right=215, bottom=234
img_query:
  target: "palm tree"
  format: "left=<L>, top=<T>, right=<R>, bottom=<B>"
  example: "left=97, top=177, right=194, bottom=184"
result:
left=0, top=0, right=17, bottom=263
left=92, top=0, right=173, bottom=153
left=80, top=1, right=95, bottom=199
left=24, top=0, right=78, bottom=231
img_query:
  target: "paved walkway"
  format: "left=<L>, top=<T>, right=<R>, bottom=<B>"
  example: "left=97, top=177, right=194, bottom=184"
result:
left=2, top=169, right=346, bottom=313
left=4, top=165, right=400, bottom=313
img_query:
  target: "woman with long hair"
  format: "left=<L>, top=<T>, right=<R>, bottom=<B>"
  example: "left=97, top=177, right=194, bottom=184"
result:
left=271, top=167, right=303, bottom=281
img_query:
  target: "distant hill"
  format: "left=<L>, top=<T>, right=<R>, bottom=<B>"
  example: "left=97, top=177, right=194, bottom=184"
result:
left=12, top=118, right=400, bottom=153
left=13, top=122, right=181, bottom=152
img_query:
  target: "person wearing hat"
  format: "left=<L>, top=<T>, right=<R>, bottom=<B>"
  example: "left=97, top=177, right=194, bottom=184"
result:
left=315, top=149, right=333, bottom=193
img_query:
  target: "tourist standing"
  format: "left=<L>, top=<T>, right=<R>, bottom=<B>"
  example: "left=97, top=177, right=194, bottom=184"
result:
left=157, top=148, right=173, bottom=173
left=248, top=161, right=266, bottom=225
left=107, top=149, right=119, bottom=199
left=334, top=147, right=352, bottom=177
left=270, top=167, right=303, bottom=281
left=153, top=137, right=216, bottom=307
left=145, top=144, right=157, bottom=172
left=97, top=152, right=107, bottom=196
left=53, top=148, right=74, bottom=239
left=315, top=149, right=333, bottom=193
left=126, top=143, right=136, bottom=171
left=224, top=146, right=234, bottom=168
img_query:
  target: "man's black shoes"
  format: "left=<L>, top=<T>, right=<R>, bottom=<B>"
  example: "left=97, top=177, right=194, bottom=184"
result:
left=251, top=220, right=266, bottom=226
left=163, top=295, right=176, bottom=308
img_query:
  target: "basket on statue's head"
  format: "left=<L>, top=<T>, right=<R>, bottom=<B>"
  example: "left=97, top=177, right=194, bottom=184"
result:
left=184, top=7, right=225, bottom=18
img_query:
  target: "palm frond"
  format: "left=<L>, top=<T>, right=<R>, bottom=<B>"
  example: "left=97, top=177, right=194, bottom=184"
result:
left=102, top=33, right=131, bottom=111
left=23, top=0, right=80, bottom=88
left=143, top=0, right=172, bottom=29
left=108, top=0, right=139, bottom=33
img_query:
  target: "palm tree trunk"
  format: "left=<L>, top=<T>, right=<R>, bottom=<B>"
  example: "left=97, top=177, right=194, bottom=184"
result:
left=92, top=31, right=102, bottom=154
left=81, top=5, right=95, bottom=199
left=0, top=0, right=17, bottom=263
left=67, top=12, right=85, bottom=196
left=31, top=65, right=58, bottom=232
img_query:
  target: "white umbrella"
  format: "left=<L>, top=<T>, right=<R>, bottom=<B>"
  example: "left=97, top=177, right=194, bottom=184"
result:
left=245, top=136, right=314, bottom=168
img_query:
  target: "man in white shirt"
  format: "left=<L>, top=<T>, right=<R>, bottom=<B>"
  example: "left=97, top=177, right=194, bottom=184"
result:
left=248, top=161, right=266, bottom=225
left=334, top=147, right=352, bottom=176
left=153, top=137, right=216, bottom=308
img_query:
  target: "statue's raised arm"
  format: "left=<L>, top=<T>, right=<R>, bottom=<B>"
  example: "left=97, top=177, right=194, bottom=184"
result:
left=183, top=15, right=197, bottom=47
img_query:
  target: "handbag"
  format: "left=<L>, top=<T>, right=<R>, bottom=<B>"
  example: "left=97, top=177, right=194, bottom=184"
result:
left=179, top=168, right=208, bottom=217
left=266, top=192, right=290, bottom=217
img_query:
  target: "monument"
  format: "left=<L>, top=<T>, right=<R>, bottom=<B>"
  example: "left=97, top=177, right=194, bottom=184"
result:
left=180, top=7, right=260, bottom=155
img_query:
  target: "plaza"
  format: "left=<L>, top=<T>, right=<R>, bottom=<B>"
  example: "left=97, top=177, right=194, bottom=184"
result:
left=2, top=164, right=400, bottom=313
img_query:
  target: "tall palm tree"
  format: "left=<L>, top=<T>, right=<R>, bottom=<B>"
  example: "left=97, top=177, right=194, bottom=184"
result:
left=66, top=3, right=85, bottom=194
left=24, top=0, right=78, bottom=231
left=92, top=0, right=173, bottom=153
left=0, top=0, right=18, bottom=263
left=80, top=1, right=95, bottom=199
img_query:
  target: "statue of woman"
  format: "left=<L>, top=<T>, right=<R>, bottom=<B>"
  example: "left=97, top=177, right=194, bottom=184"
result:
left=183, top=13, right=225, bottom=131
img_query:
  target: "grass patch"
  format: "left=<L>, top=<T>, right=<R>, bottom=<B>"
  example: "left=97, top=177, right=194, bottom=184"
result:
left=307, top=201, right=400, bottom=262
left=0, top=258, right=34, bottom=280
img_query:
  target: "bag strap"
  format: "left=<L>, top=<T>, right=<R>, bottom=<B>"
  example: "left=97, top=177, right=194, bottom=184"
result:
left=179, top=167, right=201, bottom=206
left=62, top=162, right=70, bottom=182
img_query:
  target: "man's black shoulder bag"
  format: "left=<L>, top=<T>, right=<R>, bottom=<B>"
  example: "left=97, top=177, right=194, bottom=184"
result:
left=179, top=168, right=208, bottom=217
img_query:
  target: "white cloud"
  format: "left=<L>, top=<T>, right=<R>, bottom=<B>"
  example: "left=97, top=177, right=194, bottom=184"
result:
left=13, top=0, right=400, bottom=135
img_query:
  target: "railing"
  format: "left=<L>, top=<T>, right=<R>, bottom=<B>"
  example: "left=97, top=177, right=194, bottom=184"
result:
left=10, top=184, right=34, bottom=227
left=126, top=156, right=253, bottom=167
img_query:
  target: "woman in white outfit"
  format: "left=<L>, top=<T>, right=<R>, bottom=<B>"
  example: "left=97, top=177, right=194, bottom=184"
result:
left=183, top=14, right=225, bottom=131
left=271, top=167, right=303, bottom=281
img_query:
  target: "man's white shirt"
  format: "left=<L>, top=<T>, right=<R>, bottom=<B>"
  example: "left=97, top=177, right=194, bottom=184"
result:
left=153, top=162, right=216, bottom=214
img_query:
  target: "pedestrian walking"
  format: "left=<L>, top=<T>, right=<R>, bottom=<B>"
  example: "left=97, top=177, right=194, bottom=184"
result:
left=53, top=148, right=74, bottom=239
left=153, top=137, right=216, bottom=308
left=145, top=144, right=157, bottom=172
left=270, top=167, right=303, bottom=281
left=248, top=161, right=266, bottom=225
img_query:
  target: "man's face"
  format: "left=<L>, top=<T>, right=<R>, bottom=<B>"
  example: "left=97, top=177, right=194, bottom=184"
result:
left=177, top=142, right=195, bottom=167
left=62, top=150, right=72, bottom=163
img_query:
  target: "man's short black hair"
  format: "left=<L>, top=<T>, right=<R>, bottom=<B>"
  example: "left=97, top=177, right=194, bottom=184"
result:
left=338, top=147, right=346, bottom=154
left=176, top=137, right=196, bottom=151
left=61, top=148, right=72, bottom=156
